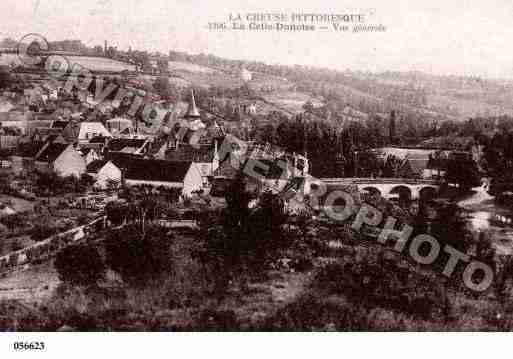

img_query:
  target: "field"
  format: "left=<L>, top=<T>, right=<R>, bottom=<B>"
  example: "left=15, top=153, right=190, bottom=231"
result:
left=0, top=261, right=58, bottom=304
left=168, top=61, right=216, bottom=74
left=0, top=53, right=22, bottom=67
left=0, top=194, right=35, bottom=212
left=262, top=91, right=323, bottom=114
left=427, top=92, right=513, bottom=119
left=67, top=56, right=135, bottom=72
left=0, top=53, right=135, bottom=72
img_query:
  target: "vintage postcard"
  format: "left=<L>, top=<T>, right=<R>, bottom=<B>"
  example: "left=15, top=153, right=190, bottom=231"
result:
left=0, top=0, right=511, bottom=355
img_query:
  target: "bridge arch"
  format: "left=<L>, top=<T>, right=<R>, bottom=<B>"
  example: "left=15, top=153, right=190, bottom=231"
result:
left=361, top=186, right=382, bottom=198
left=389, top=185, right=412, bottom=202
left=419, top=186, right=438, bottom=201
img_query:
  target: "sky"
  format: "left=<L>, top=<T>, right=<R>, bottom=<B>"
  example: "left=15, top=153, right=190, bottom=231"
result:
left=1, top=0, right=513, bottom=78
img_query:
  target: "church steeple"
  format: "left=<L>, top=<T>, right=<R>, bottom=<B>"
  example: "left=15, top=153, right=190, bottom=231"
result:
left=184, top=89, right=201, bottom=119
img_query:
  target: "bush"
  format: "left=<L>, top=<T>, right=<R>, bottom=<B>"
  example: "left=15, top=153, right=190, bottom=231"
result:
left=197, top=309, right=238, bottom=331
left=105, top=202, right=128, bottom=225
left=31, top=224, right=58, bottom=242
left=105, top=225, right=174, bottom=286
left=54, top=244, right=105, bottom=286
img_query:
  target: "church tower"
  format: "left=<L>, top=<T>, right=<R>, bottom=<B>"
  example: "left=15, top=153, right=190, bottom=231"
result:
left=184, top=89, right=201, bottom=120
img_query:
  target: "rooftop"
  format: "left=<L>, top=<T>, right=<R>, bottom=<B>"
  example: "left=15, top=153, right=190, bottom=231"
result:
left=35, top=143, right=69, bottom=163
left=113, top=158, right=193, bottom=183
left=107, top=138, right=148, bottom=152
left=86, top=159, right=110, bottom=173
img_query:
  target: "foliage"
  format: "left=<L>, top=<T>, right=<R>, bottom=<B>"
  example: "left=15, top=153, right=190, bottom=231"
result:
left=30, top=223, right=59, bottom=242
left=105, top=201, right=128, bottom=226
left=415, top=201, right=472, bottom=253
left=34, top=171, right=86, bottom=197
left=482, top=131, right=513, bottom=176
left=153, top=76, right=178, bottom=102
left=253, top=115, right=386, bottom=178
left=202, top=173, right=289, bottom=277
left=104, top=225, right=174, bottom=286
left=0, top=68, right=16, bottom=90
left=54, top=244, right=105, bottom=286
left=443, top=155, right=481, bottom=192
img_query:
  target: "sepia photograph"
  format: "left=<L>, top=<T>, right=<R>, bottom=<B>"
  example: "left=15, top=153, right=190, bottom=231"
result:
left=0, top=0, right=513, bottom=354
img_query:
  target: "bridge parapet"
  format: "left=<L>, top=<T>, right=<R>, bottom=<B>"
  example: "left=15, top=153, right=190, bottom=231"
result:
left=317, top=177, right=440, bottom=200
left=320, top=178, right=441, bottom=185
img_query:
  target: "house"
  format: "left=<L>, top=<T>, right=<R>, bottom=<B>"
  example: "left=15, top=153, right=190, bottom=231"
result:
left=51, top=120, right=69, bottom=130
left=34, top=143, right=86, bottom=177
left=377, top=147, right=452, bottom=179
left=31, top=128, right=65, bottom=143
left=106, top=117, right=134, bottom=136
left=81, top=148, right=101, bottom=165
left=86, top=160, right=122, bottom=189
left=80, top=135, right=109, bottom=154
left=0, top=204, right=16, bottom=217
left=246, top=159, right=296, bottom=194
left=63, top=121, right=112, bottom=143
left=25, top=120, right=56, bottom=136
left=106, top=138, right=151, bottom=155
left=211, top=155, right=301, bottom=197
left=113, top=157, right=203, bottom=196
left=161, top=142, right=220, bottom=187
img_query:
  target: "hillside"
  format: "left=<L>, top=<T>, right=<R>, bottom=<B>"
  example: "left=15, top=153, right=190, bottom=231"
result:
left=5, top=47, right=513, bottom=122
left=166, top=52, right=513, bottom=122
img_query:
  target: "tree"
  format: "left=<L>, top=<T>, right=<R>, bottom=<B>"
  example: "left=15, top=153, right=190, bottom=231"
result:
left=78, top=173, right=96, bottom=191
left=35, top=170, right=60, bottom=199
left=0, top=173, right=10, bottom=193
left=0, top=68, right=15, bottom=90
left=105, top=201, right=128, bottom=226
left=153, top=76, right=177, bottom=102
left=93, top=45, right=104, bottom=54
left=224, top=171, right=252, bottom=230
left=302, top=100, right=314, bottom=113
left=244, top=191, right=287, bottom=265
left=54, top=244, right=105, bottom=286
left=104, top=225, right=173, bottom=286
left=444, top=155, right=481, bottom=192
left=31, top=223, right=58, bottom=242
left=157, top=58, right=169, bottom=74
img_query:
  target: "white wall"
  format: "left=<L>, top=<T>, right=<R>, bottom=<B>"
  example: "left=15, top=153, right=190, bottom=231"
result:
left=95, top=161, right=122, bottom=189
left=183, top=163, right=203, bottom=196
left=78, top=122, right=112, bottom=141
left=53, top=146, right=87, bottom=177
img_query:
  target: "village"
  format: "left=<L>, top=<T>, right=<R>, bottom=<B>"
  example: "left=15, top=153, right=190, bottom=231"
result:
left=0, top=33, right=513, bottom=332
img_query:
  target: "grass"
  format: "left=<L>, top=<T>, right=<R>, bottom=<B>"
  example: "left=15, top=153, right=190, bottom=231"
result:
left=1, top=213, right=512, bottom=331
left=0, top=194, right=34, bottom=212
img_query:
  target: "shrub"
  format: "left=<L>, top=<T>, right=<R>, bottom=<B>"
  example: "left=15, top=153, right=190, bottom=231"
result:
left=105, top=225, right=174, bottom=286
left=54, top=244, right=105, bottom=286
left=31, top=224, right=58, bottom=242
left=105, top=201, right=128, bottom=225
left=197, top=309, right=238, bottom=331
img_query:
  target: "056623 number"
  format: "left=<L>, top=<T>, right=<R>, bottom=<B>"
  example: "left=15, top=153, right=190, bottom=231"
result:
left=13, top=342, right=45, bottom=351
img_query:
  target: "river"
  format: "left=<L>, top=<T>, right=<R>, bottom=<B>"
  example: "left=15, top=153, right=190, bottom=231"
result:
left=457, top=183, right=513, bottom=255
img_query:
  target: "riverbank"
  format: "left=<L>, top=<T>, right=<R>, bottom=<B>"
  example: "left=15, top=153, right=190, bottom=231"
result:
left=456, top=184, right=513, bottom=255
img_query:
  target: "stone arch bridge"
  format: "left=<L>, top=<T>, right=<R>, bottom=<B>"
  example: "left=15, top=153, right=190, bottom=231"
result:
left=320, top=178, right=441, bottom=201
